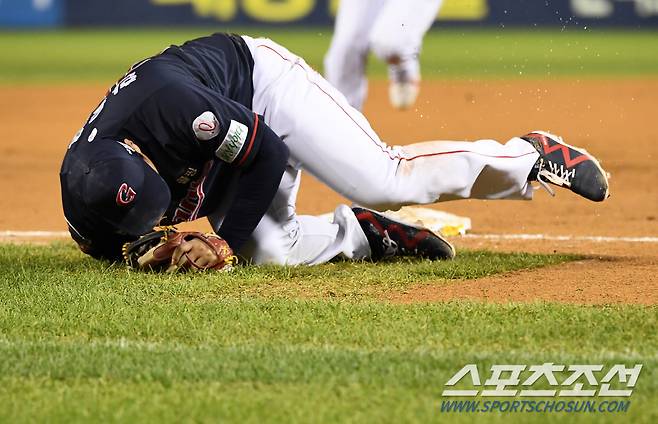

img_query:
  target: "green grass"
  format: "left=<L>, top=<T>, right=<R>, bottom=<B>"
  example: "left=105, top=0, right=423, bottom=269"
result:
left=0, top=243, right=656, bottom=422
left=0, top=28, right=656, bottom=83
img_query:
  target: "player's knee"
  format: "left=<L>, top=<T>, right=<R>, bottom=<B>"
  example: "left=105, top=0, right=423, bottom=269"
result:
left=369, top=29, right=410, bottom=62
left=244, top=239, right=289, bottom=265
left=370, top=40, right=397, bottom=63
left=242, top=223, right=300, bottom=266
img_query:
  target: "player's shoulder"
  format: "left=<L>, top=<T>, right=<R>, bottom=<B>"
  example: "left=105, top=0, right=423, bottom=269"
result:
left=102, top=57, right=197, bottom=111
left=142, top=76, right=211, bottom=110
left=177, top=32, right=236, bottom=50
left=171, top=33, right=252, bottom=69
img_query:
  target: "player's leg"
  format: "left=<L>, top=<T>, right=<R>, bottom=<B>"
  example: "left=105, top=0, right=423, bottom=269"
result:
left=209, top=166, right=454, bottom=265
left=209, top=166, right=371, bottom=265
left=369, top=0, right=443, bottom=109
left=244, top=37, right=539, bottom=211
left=323, top=0, right=384, bottom=110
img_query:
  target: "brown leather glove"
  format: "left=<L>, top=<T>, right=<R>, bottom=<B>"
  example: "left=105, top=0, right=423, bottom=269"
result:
left=122, top=228, right=237, bottom=272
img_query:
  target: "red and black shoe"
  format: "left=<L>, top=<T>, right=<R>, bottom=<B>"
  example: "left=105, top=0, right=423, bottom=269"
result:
left=352, top=207, right=455, bottom=261
left=522, top=131, right=610, bottom=202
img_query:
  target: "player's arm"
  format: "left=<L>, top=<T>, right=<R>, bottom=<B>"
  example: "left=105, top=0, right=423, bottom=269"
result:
left=151, top=83, right=289, bottom=252
left=183, top=87, right=289, bottom=251
left=148, top=82, right=266, bottom=168
left=216, top=123, right=289, bottom=251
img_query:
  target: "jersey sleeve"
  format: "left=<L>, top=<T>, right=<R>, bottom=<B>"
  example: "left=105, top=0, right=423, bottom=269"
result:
left=215, top=123, right=289, bottom=252
left=149, top=81, right=264, bottom=168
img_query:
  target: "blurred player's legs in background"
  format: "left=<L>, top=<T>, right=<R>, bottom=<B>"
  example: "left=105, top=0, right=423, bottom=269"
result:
left=372, top=0, right=443, bottom=110
left=238, top=36, right=538, bottom=265
left=324, top=0, right=381, bottom=110
left=324, top=0, right=443, bottom=110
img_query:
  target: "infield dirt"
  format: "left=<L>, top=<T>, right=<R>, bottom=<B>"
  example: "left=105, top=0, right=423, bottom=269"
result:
left=1, top=79, right=656, bottom=304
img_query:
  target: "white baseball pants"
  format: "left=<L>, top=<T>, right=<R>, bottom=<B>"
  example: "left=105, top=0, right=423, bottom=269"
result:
left=224, top=37, right=539, bottom=266
left=324, top=0, right=443, bottom=109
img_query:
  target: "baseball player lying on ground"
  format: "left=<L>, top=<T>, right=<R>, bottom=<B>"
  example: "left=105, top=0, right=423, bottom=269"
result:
left=60, top=33, right=609, bottom=271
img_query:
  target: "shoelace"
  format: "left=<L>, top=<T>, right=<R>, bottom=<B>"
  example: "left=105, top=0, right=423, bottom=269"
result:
left=534, top=157, right=577, bottom=197
left=382, top=230, right=398, bottom=257
left=532, top=158, right=554, bottom=196
left=540, top=167, right=572, bottom=185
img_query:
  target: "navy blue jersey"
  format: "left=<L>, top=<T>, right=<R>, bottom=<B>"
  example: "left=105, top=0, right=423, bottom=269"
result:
left=61, top=33, right=288, bottom=260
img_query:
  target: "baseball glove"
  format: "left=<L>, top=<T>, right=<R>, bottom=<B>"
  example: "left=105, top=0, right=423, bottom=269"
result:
left=122, top=227, right=237, bottom=272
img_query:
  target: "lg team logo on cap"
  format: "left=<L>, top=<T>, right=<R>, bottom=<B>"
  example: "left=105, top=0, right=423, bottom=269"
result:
left=116, top=183, right=137, bottom=206
left=193, top=111, right=220, bottom=141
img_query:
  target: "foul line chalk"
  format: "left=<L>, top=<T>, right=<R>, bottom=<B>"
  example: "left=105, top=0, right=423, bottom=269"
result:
left=1, top=231, right=658, bottom=244
left=0, top=231, right=70, bottom=238
left=461, top=234, right=658, bottom=243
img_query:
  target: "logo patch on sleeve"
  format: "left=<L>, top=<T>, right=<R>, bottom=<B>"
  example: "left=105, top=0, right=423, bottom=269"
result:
left=192, top=111, right=220, bottom=141
left=216, top=120, right=248, bottom=163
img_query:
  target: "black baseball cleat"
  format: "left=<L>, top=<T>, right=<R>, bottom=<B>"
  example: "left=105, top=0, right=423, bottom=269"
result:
left=521, top=131, right=610, bottom=202
left=352, top=207, right=455, bottom=261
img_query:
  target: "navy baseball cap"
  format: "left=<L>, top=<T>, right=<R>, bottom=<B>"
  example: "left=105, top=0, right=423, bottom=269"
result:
left=61, top=138, right=171, bottom=237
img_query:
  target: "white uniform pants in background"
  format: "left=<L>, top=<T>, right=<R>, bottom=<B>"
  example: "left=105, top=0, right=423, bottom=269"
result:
left=324, top=0, right=443, bottom=110
left=232, top=37, right=539, bottom=266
